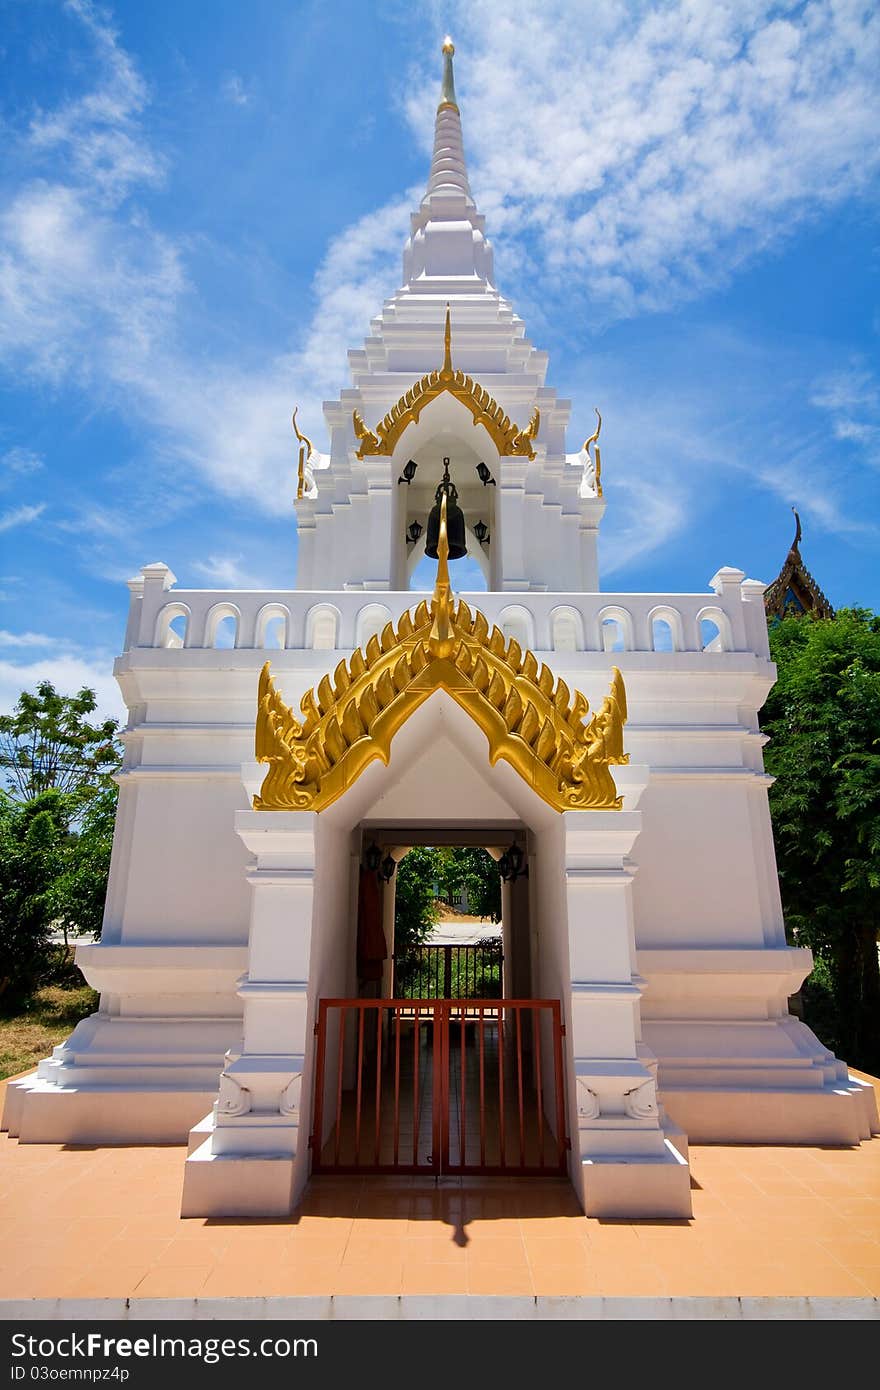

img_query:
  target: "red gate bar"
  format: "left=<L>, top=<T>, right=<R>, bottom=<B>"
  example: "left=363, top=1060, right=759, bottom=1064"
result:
left=310, top=998, right=567, bottom=1177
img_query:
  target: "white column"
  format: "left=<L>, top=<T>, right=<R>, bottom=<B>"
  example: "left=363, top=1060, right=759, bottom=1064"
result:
left=498, top=457, right=529, bottom=590
left=563, top=809, right=692, bottom=1218
left=181, top=810, right=317, bottom=1217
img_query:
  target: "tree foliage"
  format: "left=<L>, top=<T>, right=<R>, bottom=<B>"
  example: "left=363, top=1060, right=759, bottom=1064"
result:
left=0, top=791, right=70, bottom=1007
left=763, top=608, right=880, bottom=1072
left=435, top=847, right=501, bottom=922
left=0, top=684, right=122, bottom=1006
left=0, top=681, right=120, bottom=807
left=394, top=846, right=440, bottom=953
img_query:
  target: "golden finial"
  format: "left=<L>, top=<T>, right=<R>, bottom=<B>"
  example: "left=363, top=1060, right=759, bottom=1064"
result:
left=429, top=493, right=454, bottom=658
left=440, top=37, right=458, bottom=109
left=292, top=407, right=314, bottom=501
left=583, top=407, right=603, bottom=498
left=442, top=304, right=453, bottom=375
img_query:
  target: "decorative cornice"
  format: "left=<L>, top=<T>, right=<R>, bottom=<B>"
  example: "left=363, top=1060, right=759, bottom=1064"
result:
left=254, top=498, right=627, bottom=814
left=352, top=307, right=540, bottom=460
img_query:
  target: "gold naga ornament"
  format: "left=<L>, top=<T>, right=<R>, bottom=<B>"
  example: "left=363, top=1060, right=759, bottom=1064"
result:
left=292, top=407, right=315, bottom=501
left=254, top=498, right=628, bottom=814
left=582, top=407, right=603, bottom=498
left=352, top=307, right=540, bottom=461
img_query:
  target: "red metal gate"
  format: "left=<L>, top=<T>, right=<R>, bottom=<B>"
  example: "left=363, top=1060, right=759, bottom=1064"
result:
left=310, top=998, right=568, bottom=1176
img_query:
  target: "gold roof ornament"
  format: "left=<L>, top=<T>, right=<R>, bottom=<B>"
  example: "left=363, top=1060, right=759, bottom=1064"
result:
left=254, top=495, right=628, bottom=814
left=353, top=306, right=540, bottom=460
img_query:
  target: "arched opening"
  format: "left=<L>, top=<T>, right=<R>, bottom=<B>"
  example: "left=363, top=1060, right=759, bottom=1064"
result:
left=256, top=605, right=289, bottom=650
left=602, top=617, right=625, bottom=653
left=305, top=692, right=571, bottom=1182
left=307, top=605, right=340, bottom=652
left=652, top=618, right=674, bottom=652
left=154, top=603, right=190, bottom=649
left=499, top=605, right=534, bottom=651
left=356, top=604, right=393, bottom=649
left=392, top=409, right=499, bottom=591
left=551, top=608, right=582, bottom=653
left=700, top=618, right=722, bottom=651
left=212, top=615, right=237, bottom=650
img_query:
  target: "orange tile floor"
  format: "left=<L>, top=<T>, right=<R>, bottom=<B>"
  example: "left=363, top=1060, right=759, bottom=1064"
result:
left=1, top=1079, right=878, bottom=1302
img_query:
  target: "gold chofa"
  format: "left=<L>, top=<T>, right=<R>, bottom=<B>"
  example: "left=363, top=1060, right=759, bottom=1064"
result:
left=254, top=498, right=628, bottom=814
left=353, top=307, right=540, bottom=460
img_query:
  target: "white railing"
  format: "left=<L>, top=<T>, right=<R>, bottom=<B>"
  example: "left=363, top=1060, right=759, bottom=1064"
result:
left=126, top=564, right=770, bottom=661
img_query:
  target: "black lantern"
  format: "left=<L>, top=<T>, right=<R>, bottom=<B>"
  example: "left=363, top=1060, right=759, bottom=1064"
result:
left=473, top=519, right=490, bottom=545
left=476, top=461, right=496, bottom=486
left=364, top=841, right=382, bottom=873
left=424, top=458, right=468, bottom=560
left=499, top=841, right=527, bottom=882
left=406, top=520, right=423, bottom=545
left=398, top=459, right=418, bottom=485
left=379, top=853, right=397, bottom=883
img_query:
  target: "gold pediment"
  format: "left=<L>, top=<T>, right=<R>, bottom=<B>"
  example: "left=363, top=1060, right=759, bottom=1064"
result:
left=254, top=505, right=627, bottom=815
left=352, top=307, right=540, bottom=460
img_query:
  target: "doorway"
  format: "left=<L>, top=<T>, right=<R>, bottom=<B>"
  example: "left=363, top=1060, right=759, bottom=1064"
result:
left=310, top=997, right=567, bottom=1176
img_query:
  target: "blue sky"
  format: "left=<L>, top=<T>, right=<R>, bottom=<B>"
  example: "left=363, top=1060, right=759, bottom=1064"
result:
left=0, top=0, right=878, bottom=719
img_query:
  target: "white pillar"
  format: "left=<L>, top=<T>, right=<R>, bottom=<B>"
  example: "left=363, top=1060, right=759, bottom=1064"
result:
left=563, top=809, right=692, bottom=1218
left=181, top=811, right=317, bottom=1217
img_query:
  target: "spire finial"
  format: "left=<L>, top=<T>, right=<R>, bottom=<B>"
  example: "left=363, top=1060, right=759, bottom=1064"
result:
left=440, top=36, right=458, bottom=109
left=792, top=506, right=802, bottom=549
left=429, top=492, right=454, bottom=657
left=443, top=304, right=453, bottom=374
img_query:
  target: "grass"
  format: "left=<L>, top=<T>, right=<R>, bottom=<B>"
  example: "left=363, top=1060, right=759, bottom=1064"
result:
left=0, top=979, right=98, bottom=1081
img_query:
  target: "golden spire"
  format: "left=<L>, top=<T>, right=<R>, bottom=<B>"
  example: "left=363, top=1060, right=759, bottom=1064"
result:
left=428, top=493, right=454, bottom=658
left=440, top=36, right=458, bottom=109
left=442, top=303, right=452, bottom=373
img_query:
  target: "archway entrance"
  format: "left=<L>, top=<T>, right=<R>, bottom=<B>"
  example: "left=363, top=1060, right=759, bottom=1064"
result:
left=310, top=825, right=568, bottom=1176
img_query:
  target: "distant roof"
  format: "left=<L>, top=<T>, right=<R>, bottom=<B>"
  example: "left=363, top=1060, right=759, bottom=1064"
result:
left=764, top=509, right=834, bottom=622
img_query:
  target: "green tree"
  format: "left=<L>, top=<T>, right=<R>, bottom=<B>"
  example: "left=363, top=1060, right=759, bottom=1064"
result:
left=763, top=608, right=880, bottom=1073
left=394, top=846, right=441, bottom=953
left=0, top=791, right=70, bottom=1006
left=436, top=847, right=501, bottom=921
left=0, top=681, right=120, bottom=808
left=48, top=785, right=118, bottom=943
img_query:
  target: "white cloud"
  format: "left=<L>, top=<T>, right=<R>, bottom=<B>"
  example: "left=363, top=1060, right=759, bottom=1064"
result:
left=0, top=503, right=46, bottom=532
left=193, top=554, right=262, bottom=588
left=0, top=630, right=61, bottom=647
left=222, top=74, right=251, bottom=107
left=1, top=447, right=44, bottom=477
left=420, top=0, right=880, bottom=318
left=810, top=364, right=880, bottom=465
left=0, top=655, right=125, bottom=722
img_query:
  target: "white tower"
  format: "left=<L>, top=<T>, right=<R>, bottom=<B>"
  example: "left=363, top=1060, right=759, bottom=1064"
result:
left=295, top=39, right=604, bottom=595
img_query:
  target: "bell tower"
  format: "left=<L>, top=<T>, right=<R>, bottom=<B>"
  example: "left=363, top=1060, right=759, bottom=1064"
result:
left=293, top=40, right=605, bottom=595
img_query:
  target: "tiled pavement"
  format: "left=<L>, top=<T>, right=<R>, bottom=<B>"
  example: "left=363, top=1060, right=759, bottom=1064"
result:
left=1, top=1077, right=878, bottom=1302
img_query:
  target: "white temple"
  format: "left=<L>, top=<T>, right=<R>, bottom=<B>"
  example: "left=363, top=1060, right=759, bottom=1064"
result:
left=4, top=41, right=876, bottom=1220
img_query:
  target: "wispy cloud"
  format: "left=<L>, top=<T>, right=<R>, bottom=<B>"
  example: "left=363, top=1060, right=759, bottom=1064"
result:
left=810, top=364, right=880, bottom=465
left=0, top=629, right=64, bottom=647
left=1, top=447, right=44, bottom=477
left=193, top=554, right=262, bottom=588
left=0, top=502, right=46, bottom=532
left=221, top=73, right=251, bottom=107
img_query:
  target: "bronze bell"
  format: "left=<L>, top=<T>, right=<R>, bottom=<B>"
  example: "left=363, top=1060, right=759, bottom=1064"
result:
left=425, top=458, right=468, bottom=560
